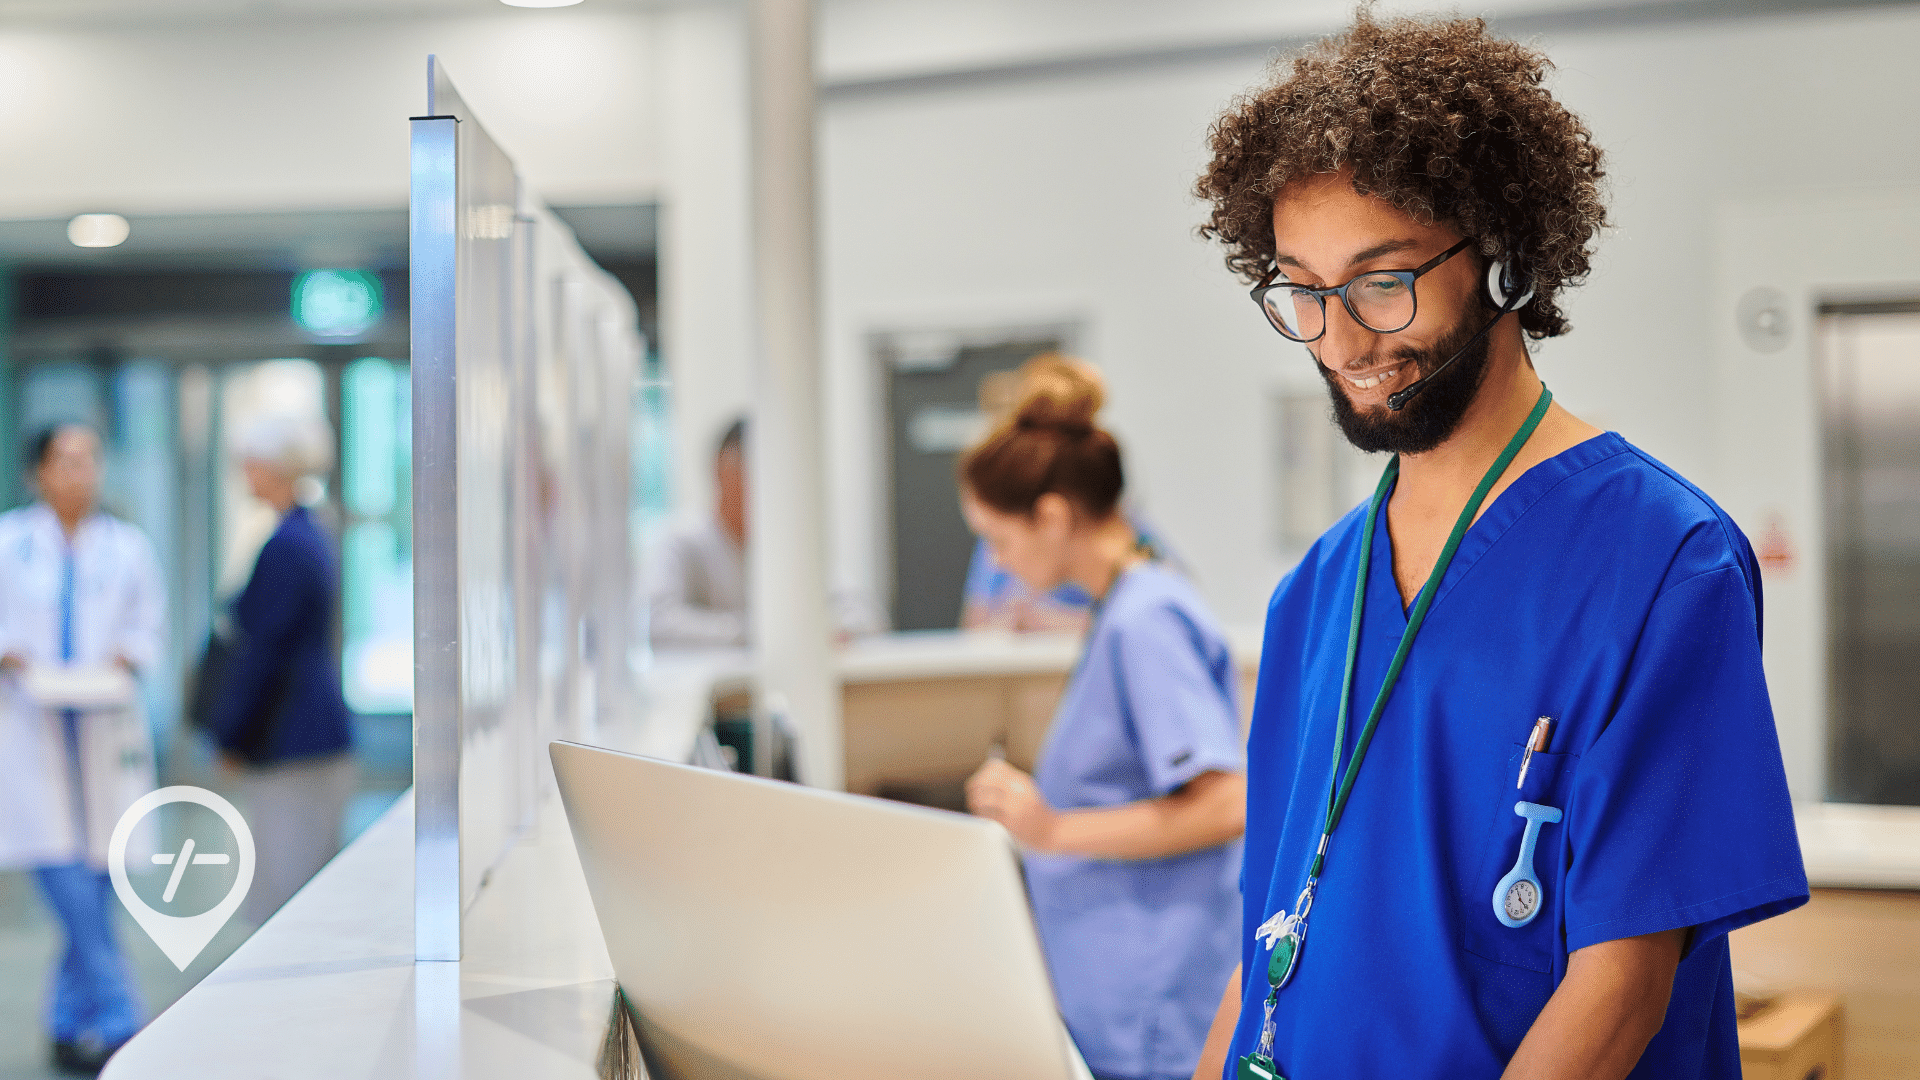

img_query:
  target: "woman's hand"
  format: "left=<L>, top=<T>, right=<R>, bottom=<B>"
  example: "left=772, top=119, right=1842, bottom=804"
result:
left=966, top=758, right=1060, bottom=851
left=973, top=767, right=1246, bottom=862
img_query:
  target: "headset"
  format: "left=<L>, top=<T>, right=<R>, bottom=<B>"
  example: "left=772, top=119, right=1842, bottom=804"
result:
left=1386, top=240, right=1536, bottom=411
left=1483, top=246, right=1536, bottom=314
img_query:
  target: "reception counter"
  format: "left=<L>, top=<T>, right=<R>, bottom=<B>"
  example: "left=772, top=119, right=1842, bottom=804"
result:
left=101, top=789, right=622, bottom=1080
left=103, top=629, right=1248, bottom=1080
left=838, top=629, right=1260, bottom=802
left=98, top=627, right=1903, bottom=1079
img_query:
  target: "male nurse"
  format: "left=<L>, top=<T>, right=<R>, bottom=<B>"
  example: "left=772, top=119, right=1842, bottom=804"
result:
left=1189, top=12, right=1806, bottom=1080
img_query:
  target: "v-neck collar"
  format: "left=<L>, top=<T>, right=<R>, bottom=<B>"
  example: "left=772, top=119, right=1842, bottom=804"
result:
left=1367, top=432, right=1629, bottom=624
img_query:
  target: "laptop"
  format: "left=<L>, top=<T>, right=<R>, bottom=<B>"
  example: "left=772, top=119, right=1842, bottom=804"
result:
left=550, top=740, right=1096, bottom=1080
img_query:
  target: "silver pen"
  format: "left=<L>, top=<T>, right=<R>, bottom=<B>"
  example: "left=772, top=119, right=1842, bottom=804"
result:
left=1517, top=717, right=1553, bottom=790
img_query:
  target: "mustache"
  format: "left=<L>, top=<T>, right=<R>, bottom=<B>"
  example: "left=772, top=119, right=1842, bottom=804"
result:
left=1310, top=341, right=1434, bottom=380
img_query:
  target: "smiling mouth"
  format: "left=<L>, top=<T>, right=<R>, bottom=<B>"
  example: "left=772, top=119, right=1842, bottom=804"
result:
left=1342, top=367, right=1400, bottom=390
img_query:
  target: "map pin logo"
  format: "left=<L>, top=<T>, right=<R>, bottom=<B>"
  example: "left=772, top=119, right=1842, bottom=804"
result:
left=109, top=786, right=255, bottom=971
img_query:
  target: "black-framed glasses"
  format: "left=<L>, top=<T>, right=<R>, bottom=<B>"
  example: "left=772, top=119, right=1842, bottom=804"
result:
left=1249, top=237, right=1473, bottom=343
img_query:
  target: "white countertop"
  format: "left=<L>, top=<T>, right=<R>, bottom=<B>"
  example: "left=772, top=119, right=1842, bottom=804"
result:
left=102, top=788, right=617, bottom=1080
left=837, top=629, right=1084, bottom=681
left=650, top=627, right=1264, bottom=687
left=1796, top=801, right=1920, bottom=888
left=104, top=627, right=1270, bottom=1078
left=647, top=630, right=1085, bottom=686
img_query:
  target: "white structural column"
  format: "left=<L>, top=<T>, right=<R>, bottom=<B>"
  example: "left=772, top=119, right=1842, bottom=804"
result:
left=747, top=0, right=843, bottom=788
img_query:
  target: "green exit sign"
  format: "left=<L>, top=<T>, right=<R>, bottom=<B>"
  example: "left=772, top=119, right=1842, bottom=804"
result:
left=293, top=269, right=384, bottom=339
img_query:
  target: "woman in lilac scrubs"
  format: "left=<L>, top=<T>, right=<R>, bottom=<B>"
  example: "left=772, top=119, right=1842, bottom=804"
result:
left=961, top=373, right=1246, bottom=1080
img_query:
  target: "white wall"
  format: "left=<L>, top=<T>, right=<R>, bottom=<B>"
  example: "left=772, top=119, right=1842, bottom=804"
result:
left=816, top=0, right=1645, bottom=84
left=0, top=10, right=660, bottom=217
left=818, top=5, right=1920, bottom=634
left=1711, top=187, right=1920, bottom=802
left=821, top=59, right=1296, bottom=624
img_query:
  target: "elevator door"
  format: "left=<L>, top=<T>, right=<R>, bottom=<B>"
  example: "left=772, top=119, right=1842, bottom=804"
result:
left=1820, top=305, right=1920, bottom=806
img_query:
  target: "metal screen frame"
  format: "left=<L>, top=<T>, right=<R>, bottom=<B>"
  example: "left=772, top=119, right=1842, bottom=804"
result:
left=410, top=56, right=644, bottom=961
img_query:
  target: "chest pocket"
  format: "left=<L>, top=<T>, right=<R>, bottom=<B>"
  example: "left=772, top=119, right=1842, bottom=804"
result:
left=1461, top=743, right=1579, bottom=973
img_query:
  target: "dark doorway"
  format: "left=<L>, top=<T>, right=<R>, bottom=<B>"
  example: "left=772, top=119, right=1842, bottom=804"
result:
left=883, top=331, right=1066, bottom=632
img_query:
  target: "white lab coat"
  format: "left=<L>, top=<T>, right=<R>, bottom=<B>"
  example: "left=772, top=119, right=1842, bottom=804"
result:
left=0, top=505, right=165, bottom=871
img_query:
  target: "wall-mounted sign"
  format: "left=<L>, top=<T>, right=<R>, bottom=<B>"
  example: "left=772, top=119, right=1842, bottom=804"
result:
left=1757, top=513, right=1796, bottom=577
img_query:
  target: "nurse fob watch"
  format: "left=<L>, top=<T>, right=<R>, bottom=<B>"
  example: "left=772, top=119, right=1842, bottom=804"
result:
left=1493, top=800, right=1561, bottom=928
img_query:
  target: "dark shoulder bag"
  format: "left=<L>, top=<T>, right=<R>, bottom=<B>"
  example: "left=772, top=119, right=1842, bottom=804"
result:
left=186, top=622, right=294, bottom=765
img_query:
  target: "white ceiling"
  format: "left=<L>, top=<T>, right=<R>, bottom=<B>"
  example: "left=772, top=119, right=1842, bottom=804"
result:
left=0, top=0, right=667, bottom=27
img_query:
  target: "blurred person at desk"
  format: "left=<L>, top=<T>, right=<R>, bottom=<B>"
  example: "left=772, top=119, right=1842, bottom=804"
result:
left=648, top=417, right=880, bottom=651
left=648, top=418, right=750, bottom=649
left=0, top=423, right=165, bottom=1076
left=960, top=380, right=1245, bottom=1080
left=962, top=355, right=1178, bottom=634
left=209, top=414, right=354, bottom=925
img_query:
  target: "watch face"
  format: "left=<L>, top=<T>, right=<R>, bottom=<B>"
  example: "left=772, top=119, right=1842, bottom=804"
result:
left=1503, top=880, right=1539, bottom=922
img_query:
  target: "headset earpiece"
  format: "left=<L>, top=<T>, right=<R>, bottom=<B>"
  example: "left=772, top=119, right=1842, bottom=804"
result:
left=1389, top=238, right=1538, bottom=411
left=1483, top=244, right=1536, bottom=313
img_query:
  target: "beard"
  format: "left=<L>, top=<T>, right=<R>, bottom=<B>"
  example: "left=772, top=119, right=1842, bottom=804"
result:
left=1316, top=310, right=1493, bottom=456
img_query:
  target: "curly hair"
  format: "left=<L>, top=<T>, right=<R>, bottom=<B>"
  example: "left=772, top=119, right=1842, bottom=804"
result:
left=1195, top=9, right=1607, bottom=339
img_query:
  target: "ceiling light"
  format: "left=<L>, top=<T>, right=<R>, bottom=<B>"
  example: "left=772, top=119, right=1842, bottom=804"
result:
left=500, top=0, right=584, bottom=7
left=68, top=213, right=131, bottom=248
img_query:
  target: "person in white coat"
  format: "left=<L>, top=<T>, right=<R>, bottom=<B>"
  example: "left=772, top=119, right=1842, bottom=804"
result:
left=0, top=423, right=165, bottom=1076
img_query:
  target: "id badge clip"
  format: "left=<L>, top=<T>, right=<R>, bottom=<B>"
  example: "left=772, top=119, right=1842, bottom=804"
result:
left=1238, top=1052, right=1284, bottom=1080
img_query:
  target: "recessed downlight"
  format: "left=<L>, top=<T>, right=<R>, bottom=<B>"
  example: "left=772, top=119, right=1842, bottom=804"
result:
left=68, top=213, right=131, bottom=248
left=501, top=0, right=584, bottom=7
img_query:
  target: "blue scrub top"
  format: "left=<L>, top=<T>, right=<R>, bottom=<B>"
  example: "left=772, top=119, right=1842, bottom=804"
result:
left=1227, top=433, right=1808, bottom=1079
left=1026, top=563, right=1244, bottom=1080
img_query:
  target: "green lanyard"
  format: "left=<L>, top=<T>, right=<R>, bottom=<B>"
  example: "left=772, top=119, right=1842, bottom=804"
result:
left=1319, top=383, right=1552, bottom=872
left=1256, top=384, right=1553, bottom=1004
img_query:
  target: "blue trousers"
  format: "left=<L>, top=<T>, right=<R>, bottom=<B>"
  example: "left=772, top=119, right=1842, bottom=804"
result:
left=32, top=863, right=145, bottom=1046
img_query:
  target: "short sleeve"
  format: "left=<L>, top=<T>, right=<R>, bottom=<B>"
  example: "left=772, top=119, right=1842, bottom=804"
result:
left=1563, top=566, right=1808, bottom=956
left=1113, top=603, right=1244, bottom=797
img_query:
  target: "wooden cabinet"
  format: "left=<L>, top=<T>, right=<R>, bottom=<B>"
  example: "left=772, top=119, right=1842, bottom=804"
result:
left=841, top=671, right=1067, bottom=803
left=1739, top=993, right=1843, bottom=1080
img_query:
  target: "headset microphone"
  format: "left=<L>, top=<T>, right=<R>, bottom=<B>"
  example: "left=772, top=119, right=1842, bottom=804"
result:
left=1386, top=251, right=1533, bottom=412
left=1385, top=300, right=1514, bottom=411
